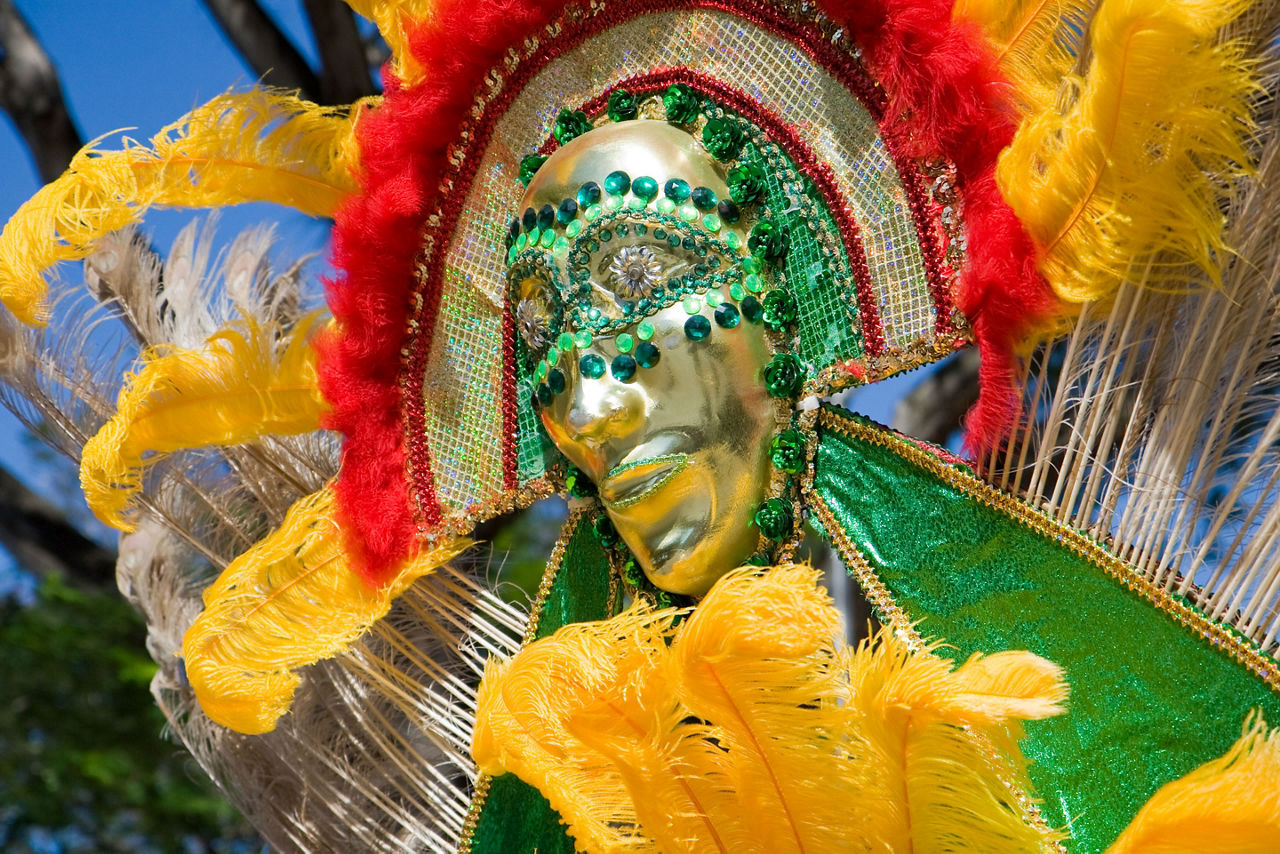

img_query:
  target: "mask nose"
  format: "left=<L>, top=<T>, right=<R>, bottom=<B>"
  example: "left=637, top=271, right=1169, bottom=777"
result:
left=565, top=372, right=646, bottom=447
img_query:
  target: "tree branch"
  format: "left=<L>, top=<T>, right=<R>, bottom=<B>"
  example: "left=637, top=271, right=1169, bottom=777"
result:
left=199, top=0, right=320, bottom=100
left=303, top=0, right=378, bottom=103
left=0, top=467, right=116, bottom=589
left=892, top=348, right=981, bottom=446
left=0, top=0, right=83, bottom=183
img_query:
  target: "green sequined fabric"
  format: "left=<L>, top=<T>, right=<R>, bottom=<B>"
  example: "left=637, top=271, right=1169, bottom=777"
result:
left=812, top=407, right=1280, bottom=852
left=467, top=511, right=618, bottom=853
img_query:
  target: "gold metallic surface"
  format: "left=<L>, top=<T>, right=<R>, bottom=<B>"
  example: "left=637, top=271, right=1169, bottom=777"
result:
left=527, top=124, right=775, bottom=596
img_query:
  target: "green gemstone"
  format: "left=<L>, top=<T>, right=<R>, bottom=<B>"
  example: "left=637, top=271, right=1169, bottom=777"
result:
left=633, top=176, right=659, bottom=201
left=714, top=303, right=740, bottom=328
left=539, top=229, right=555, bottom=248
left=599, top=229, right=613, bottom=242
left=745, top=273, right=765, bottom=294
left=741, top=295, right=764, bottom=323
left=536, top=383, right=553, bottom=406
left=527, top=226, right=541, bottom=246
left=507, top=246, right=517, bottom=264
left=770, top=429, right=807, bottom=474
left=678, top=203, right=699, bottom=222
left=702, top=214, right=722, bottom=232
left=682, top=294, right=703, bottom=314
left=557, top=332, right=574, bottom=351
left=724, top=231, right=742, bottom=250
left=753, top=497, right=793, bottom=541
left=616, top=332, right=634, bottom=353
left=763, top=352, right=805, bottom=398
left=762, top=289, right=799, bottom=330
left=628, top=196, right=647, bottom=210
left=634, top=341, right=661, bottom=368
left=611, top=353, right=637, bottom=382
left=553, top=235, right=570, bottom=256
left=690, top=186, right=717, bottom=211
left=577, top=182, right=602, bottom=207
left=685, top=315, right=711, bottom=340
left=566, top=219, right=583, bottom=237
left=657, top=198, right=677, bottom=214
left=579, top=353, right=606, bottom=379
left=706, top=289, right=723, bottom=307
left=637, top=320, right=655, bottom=341
left=515, top=232, right=528, bottom=251
left=586, top=204, right=603, bottom=221
left=547, top=367, right=566, bottom=395
left=535, top=360, right=548, bottom=381
left=518, top=154, right=548, bottom=186
left=664, top=178, right=691, bottom=202
left=743, top=256, right=762, bottom=274
left=546, top=345, right=559, bottom=367
left=574, top=330, right=593, bottom=348
left=605, top=196, right=624, bottom=212
left=604, top=170, right=631, bottom=195
left=729, top=282, right=746, bottom=300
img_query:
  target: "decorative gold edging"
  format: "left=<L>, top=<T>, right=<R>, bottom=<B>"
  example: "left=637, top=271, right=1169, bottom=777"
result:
left=457, top=505, right=588, bottom=852
left=816, top=406, right=1280, bottom=695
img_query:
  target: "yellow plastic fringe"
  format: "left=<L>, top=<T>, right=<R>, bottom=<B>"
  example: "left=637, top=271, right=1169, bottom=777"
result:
left=183, top=485, right=468, bottom=734
left=80, top=312, right=329, bottom=532
left=953, top=0, right=1096, bottom=115
left=1106, top=711, right=1280, bottom=853
left=0, top=90, right=364, bottom=324
left=342, top=0, right=436, bottom=87
left=472, top=565, right=1067, bottom=853
left=996, top=0, right=1256, bottom=310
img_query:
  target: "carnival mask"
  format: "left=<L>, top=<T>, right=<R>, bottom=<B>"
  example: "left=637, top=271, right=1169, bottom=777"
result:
left=514, top=122, right=783, bottom=596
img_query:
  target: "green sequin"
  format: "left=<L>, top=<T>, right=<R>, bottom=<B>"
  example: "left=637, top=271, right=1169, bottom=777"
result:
left=518, top=154, right=548, bottom=187
left=607, top=88, right=638, bottom=122
left=702, top=117, right=745, bottom=161
left=770, top=429, right=807, bottom=473
left=662, top=83, right=699, bottom=124
left=753, top=497, right=793, bottom=540
left=763, top=353, right=805, bottom=397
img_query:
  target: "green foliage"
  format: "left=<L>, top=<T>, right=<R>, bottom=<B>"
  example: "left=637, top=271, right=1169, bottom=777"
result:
left=0, top=575, right=260, bottom=852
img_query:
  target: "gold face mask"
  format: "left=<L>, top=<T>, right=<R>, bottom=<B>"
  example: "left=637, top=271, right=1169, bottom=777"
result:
left=516, top=122, right=781, bottom=596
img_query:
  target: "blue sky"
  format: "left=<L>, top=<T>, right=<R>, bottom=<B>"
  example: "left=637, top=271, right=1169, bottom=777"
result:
left=0, top=1, right=925, bottom=594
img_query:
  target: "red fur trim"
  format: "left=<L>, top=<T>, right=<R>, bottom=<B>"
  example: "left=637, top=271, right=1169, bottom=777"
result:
left=819, top=0, right=1061, bottom=451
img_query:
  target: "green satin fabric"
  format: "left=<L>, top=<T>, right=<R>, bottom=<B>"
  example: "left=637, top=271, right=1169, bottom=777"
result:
left=468, top=511, right=616, bottom=853
left=813, top=408, right=1280, bottom=852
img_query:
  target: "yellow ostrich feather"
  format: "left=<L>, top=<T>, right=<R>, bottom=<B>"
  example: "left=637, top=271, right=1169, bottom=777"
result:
left=953, top=0, right=1096, bottom=115
left=1106, top=712, right=1280, bottom=853
left=997, top=0, right=1256, bottom=311
left=342, top=0, right=436, bottom=86
left=473, top=565, right=1066, bottom=852
left=0, top=90, right=365, bottom=324
left=183, top=485, right=468, bottom=735
left=80, top=311, right=329, bottom=532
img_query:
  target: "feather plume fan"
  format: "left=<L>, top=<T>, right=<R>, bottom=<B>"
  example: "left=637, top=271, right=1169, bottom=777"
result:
left=0, top=90, right=364, bottom=325
left=983, top=6, right=1280, bottom=655
left=0, top=218, right=532, bottom=851
left=474, top=565, right=1067, bottom=853
left=997, top=0, right=1257, bottom=312
left=340, top=0, right=435, bottom=86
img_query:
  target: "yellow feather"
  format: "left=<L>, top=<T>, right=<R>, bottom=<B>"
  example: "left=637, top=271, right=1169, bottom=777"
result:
left=474, top=565, right=1064, bottom=852
left=1106, top=711, right=1280, bottom=853
left=182, top=485, right=467, bottom=734
left=342, top=0, right=435, bottom=87
left=997, top=0, right=1256, bottom=312
left=954, top=0, right=1096, bottom=115
left=0, top=90, right=365, bottom=324
left=848, top=631, right=1068, bottom=852
left=80, top=311, right=328, bottom=532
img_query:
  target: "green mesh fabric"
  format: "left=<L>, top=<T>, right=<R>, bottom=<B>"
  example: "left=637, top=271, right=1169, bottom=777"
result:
left=734, top=127, right=865, bottom=369
left=468, top=511, right=618, bottom=852
left=812, top=407, right=1280, bottom=853
left=514, top=347, right=554, bottom=485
